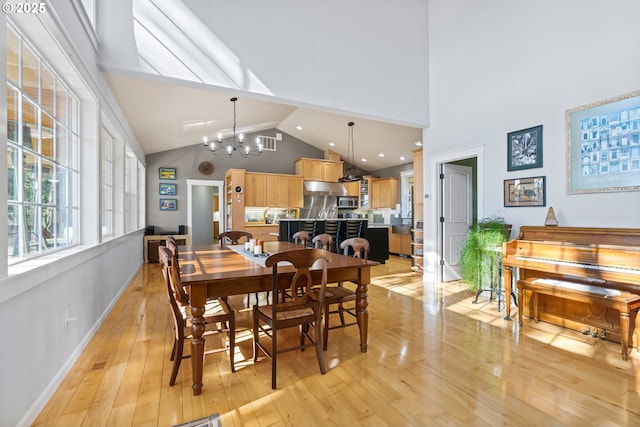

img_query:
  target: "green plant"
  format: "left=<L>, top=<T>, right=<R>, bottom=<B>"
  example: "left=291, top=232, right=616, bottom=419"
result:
left=459, top=216, right=512, bottom=292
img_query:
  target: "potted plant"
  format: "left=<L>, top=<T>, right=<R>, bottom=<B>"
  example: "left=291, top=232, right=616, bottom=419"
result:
left=459, top=215, right=512, bottom=292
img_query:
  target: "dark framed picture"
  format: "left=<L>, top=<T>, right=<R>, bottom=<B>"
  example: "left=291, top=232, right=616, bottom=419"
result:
left=159, top=167, right=176, bottom=180
left=566, top=90, right=640, bottom=194
left=415, top=220, right=424, bottom=230
left=159, top=198, right=177, bottom=211
left=504, top=176, right=546, bottom=207
left=159, top=183, right=176, bottom=195
left=507, top=125, right=543, bottom=171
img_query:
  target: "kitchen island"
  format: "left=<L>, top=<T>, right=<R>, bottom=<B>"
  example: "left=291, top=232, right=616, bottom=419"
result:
left=278, top=218, right=389, bottom=263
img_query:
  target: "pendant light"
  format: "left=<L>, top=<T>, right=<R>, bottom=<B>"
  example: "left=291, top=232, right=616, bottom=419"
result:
left=338, top=121, right=364, bottom=182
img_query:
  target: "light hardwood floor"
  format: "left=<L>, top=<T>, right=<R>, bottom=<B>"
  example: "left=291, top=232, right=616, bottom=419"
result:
left=33, top=256, right=640, bottom=427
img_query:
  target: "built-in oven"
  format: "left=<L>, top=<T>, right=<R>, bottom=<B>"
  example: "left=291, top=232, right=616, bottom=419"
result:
left=337, top=196, right=358, bottom=208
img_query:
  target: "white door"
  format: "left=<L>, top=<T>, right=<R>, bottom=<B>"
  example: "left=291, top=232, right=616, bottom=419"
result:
left=441, top=163, right=473, bottom=282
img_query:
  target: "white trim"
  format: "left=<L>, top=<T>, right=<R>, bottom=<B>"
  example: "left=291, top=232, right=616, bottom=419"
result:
left=186, top=179, right=225, bottom=239
left=428, top=144, right=484, bottom=283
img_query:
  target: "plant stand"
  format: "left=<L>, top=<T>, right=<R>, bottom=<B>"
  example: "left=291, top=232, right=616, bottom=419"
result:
left=471, top=246, right=505, bottom=310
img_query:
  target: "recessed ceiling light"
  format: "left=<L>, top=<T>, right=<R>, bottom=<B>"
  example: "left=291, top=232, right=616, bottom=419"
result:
left=296, top=125, right=303, bottom=131
left=415, top=141, right=423, bottom=147
left=361, top=158, right=367, bottom=162
left=400, top=156, right=405, bottom=161
left=329, top=142, right=335, bottom=147
left=378, top=153, right=385, bottom=158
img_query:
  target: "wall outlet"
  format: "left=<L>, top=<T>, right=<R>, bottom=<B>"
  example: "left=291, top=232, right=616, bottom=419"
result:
left=64, top=309, right=77, bottom=329
left=424, top=193, right=431, bottom=200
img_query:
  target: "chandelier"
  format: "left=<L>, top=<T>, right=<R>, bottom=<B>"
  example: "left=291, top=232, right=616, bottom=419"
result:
left=203, top=97, right=263, bottom=157
left=338, top=121, right=364, bottom=182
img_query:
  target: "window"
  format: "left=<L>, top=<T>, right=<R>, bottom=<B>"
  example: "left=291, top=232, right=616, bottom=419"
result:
left=6, top=24, right=80, bottom=263
left=101, top=125, right=114, bottom=238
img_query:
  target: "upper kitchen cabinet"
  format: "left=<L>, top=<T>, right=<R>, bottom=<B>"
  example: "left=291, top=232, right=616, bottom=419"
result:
left=295, top=158, right=344, bottom=182
left=244, top=171, right=303, bottom=208
left=344, top=181, right=360, bottom=197
left=370, top=177, right=399, bottom=209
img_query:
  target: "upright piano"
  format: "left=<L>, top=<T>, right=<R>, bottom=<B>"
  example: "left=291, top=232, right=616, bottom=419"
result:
left=502, top=226, right=640, bottom=355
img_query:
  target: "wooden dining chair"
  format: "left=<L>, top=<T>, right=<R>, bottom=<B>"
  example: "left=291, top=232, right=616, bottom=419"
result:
left=253, top=248, right=329, bottom=389
left=218, top=230, right=258, bottom=307
left=292, top=230, right=310, bottom=246
left=159, top=247, right=235, bottom=385
left=312, top=233, right=333, bottom=250
left=321, top=237, right=369, bottom=350
left=219, top=230, right=253, bottom=246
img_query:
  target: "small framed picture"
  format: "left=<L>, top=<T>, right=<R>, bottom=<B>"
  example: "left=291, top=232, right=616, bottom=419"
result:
left=159, top=198, right=177, bottom=211
left=159, top=183, right=177, bottom=195
left=415, top=220, right=424, bottom=230
left=504, top=176, right=546, bottom=207
left=159, top=167, right=176, bottom=180
left=507, top=125, right=543, bottom=171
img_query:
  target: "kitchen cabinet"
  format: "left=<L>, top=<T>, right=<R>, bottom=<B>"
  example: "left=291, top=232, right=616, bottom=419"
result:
left=244, top=172, right=303, bottom=208
left=388, top=226, right=411, bottom=256
left=295, top=158, right=343, bottom=182
left=245, top=224, right=279, bottom=242
left=344, top=181, right=360, bottom=197
left=226, top=169, right=303, bottom=234
left=245, top=172, right=267, bottom=206
left=370, top=177, right=398, bottom=209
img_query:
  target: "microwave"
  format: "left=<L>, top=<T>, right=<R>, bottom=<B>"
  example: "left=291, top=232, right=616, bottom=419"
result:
left=337, top=196, right=358, bottom=208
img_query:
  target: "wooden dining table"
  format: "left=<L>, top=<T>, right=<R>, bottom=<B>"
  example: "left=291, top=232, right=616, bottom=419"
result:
left=178, top=240, right=378, bottom=395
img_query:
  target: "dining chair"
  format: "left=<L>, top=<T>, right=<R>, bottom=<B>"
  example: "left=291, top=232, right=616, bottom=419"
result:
left=218, top=230, right=253, bottom=246
left=165, top=236, right=180, bottom=271
left=158, top=246, right=235, bottom=385
left=321, top=237, right=369, bottom=350
left=253, top=248, right=329, bottom=389
left=218, top=230, right=258, bottom=307
left=291, top=230, right=310, bottom=246
left=312, top=233, right=333, bottom=250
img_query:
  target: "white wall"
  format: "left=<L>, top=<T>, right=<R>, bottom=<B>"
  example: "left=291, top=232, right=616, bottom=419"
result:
left=97, top=0, right=430, bottom=128
left=0, top=3, right=146, bottom=426
left=422, top=0, right=640, bottom=277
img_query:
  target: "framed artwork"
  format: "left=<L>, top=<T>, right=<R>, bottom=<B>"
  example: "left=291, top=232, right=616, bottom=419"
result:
left=159, top=198, right=177, bottom=211
left=507, top=125, right=543, bottom=171
left=159, top=183, right=176, bottom=195
left=504, top=176, right=546, bottom=207
left=159, top=167, right=176, bottom=180
left=566, top=90, right=640, bottom=194
left=415, top=220, right=424, bottom=230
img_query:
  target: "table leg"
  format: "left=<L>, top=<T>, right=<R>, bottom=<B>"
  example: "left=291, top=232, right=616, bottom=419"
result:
left=189, top=284, right=207, bottom=395
left=356, top=267, right=370, bottom=353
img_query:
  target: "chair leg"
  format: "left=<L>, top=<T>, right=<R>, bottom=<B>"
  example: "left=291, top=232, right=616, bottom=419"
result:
left=228, top=315, right=236, bottom=373
left=271, top=325, right=277, bottom=389
left=170, top=337, right=184, bottom=386
left=252, top=307, right=260, bottom=363
left=314, top=321, right=326, bottom=375
left=170, top=335, right=178, bottom=362
left=323, top=301, right=330, bottom=351
left=338, top=302, right=346, bottom=326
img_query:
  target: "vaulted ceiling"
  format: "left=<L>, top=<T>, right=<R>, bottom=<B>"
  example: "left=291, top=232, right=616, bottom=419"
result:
left=103, top=73, right=424, bottom=171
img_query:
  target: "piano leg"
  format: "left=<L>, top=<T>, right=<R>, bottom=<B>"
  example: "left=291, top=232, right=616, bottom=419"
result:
left=504, top=267, right=513, bottom=320
left=620, top=312, right=630, bottom=361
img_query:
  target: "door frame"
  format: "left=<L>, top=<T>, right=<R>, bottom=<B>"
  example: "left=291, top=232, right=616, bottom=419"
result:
left=187, top=179, right=225, bottom=242
left=430, top=145, right=484, bottom=284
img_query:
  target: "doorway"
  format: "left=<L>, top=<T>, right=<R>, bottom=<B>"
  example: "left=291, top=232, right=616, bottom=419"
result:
left=431, top=145, right=484, bottom=283
left=187, top=179, right=224, bottom=245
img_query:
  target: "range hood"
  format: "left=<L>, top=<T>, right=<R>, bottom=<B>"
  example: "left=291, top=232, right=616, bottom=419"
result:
left=303, top=181, right=348, bottom=197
